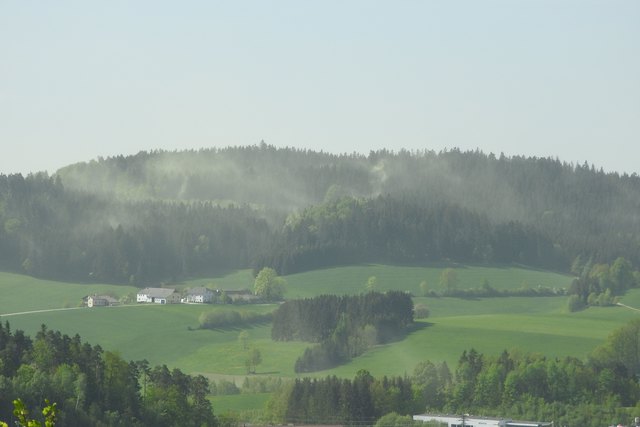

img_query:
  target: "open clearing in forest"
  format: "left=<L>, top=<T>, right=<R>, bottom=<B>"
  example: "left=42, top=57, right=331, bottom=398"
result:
left=1, top=265, right=637, bottom=381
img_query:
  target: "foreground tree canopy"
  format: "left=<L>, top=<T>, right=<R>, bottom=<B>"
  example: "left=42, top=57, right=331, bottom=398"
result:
left=0, top=322, right=217, bottom=427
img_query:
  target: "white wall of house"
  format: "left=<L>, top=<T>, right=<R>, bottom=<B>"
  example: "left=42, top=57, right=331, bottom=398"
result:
left=88, top=296, right=107, bottom=307
left=186, top=290, right=213, bottom=303
left=137, top=289, right=179, bottom=304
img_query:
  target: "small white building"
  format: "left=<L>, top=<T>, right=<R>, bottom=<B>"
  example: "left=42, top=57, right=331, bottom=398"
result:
left=87, top=295, right=119, bottom=308
left=136, top=287, right=180, bottom=304
left=185, top=287, right=214, bottom=303
left=413, top=414, right=551, bottom=427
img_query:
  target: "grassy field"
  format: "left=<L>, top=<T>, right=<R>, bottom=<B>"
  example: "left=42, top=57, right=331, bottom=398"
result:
left=280, top=263, right=571, bottom=298
left=3, top=264, right=639, bottom=417
left=1, top=264, right=637, bottom=382
left=0, top=271, right=138, bottom=314
left=321, top=294, right=640, bottom=378
left=3, top=302, right=308, bottom=376
left=0, top=264, right=571, bottom=314
left=210, top=393, right=272, bottom=415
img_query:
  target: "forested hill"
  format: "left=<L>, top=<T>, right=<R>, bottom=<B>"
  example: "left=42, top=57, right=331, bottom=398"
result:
left=57, top=145, right=640, bottom=245
left=1, top=145, right=640, bottom=283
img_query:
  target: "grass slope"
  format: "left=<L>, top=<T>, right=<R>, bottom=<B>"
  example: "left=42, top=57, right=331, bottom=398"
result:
left=281, top=264, right=571, bottom=298
left=4, top=303, right=306, bottom=376
left=2, top=265, right=637, bottom=382
left=0, top=271, right=137, bottom=314
left=210, top=393, right=272, bottom=415
left=321, top=294, right=640, bottom=378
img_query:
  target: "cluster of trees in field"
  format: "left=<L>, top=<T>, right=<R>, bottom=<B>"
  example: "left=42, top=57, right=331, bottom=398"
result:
left=265, top=319, right=640, bottom=426
left=3, top=146, right=640, bottom=284
left=271, top=292, right=413, bottom=372
left=566, top=256, right=640, bottom=311
left=0, top=322, right=217, bottom=426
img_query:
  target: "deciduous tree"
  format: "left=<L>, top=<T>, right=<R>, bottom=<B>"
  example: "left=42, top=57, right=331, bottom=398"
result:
left=254, top=267, right=286, bottom=301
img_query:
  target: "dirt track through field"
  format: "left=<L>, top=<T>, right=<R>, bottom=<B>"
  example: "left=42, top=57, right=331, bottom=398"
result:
left=616, top=302, right=640, bottom=312
left=0, top=307, right=83, bottom=317
left=0, top=304, right=152, bottom=317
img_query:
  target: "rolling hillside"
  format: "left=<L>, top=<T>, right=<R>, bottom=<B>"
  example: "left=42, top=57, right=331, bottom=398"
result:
left=3, top=264, right=636, bottom=379
left=2, top=147, right=640, bottom=285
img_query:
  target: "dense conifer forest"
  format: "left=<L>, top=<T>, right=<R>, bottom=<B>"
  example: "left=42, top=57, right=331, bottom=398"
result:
left=271, top=292, right=414, bottom=372
left=1, top=145, right=639, bottom=283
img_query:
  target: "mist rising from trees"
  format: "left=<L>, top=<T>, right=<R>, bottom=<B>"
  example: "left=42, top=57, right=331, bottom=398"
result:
left=1, top=145, right=639, bottom=284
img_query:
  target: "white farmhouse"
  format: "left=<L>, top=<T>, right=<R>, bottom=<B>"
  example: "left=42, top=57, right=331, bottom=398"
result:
left=185, top=287, right=214, bottom=303
left=136, top=287, right=180, bottom=304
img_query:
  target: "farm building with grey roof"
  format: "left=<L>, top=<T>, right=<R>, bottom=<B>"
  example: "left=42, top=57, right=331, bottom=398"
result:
left=136, top=287, right=180, bottom=304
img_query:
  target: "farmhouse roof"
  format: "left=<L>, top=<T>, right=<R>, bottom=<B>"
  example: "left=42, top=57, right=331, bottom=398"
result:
left=187, top=287, right=213, bottom=296
left=91, top=295, right=119, bottom=304
left=138, top=287, right=176, bottom=298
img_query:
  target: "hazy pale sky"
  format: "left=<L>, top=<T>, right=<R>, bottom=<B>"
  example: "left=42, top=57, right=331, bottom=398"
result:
left=1, top=1, right=639, bottom=175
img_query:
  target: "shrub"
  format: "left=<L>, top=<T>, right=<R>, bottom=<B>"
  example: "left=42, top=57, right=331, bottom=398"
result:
left=567, top=294, right=585, bottom=312
left=414, top=303, right=430, bottom=319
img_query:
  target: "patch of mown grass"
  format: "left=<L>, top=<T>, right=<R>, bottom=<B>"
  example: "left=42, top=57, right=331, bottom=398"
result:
left=210, top=393, right=271, bottom=416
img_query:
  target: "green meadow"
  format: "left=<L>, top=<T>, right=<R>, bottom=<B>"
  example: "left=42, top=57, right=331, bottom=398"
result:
left=1, top=264, right=638, bottom=382
left=210, top=393, right=272, bottom=415
left=322, top=294, right=640, bottom=378
left=280, top=263, right=571, bottom=298
left=0, top=271, right=138, bottom=314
